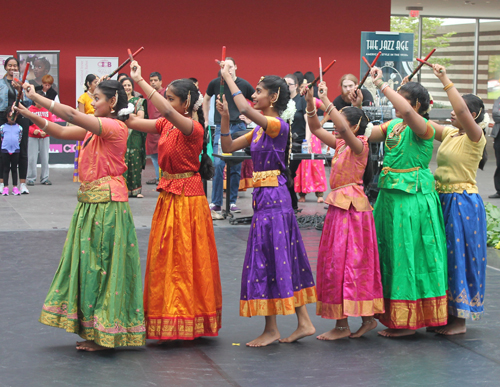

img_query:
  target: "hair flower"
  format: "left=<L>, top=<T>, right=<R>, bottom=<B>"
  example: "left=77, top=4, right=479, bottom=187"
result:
left=280, top=99, right=296, bottom=124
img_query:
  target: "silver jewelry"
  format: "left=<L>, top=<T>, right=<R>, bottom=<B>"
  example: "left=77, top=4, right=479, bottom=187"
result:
left=335, top=326, right=349, bottom=331
left=49, top=100, right=55, bottom=113
left=41, top=119, right=49, bottom=131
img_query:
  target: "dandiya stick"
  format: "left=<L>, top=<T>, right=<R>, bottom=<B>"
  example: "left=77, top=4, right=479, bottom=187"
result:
left=301, top=59, right=336, bottom=95
left=319, top=57, right=323, bottom=83
left=416, top=57, right=443, bottom=73
left=220, top=46, right=226, bottom=100
left=108, top=46, right=145, bottom=78
left=358, top=51, right=381, bottom=90
left=408, top=48, right=436, bottom=81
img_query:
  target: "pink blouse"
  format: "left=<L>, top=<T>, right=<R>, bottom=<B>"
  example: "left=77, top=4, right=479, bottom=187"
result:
left=325, top=135, right=372, bottom=212
left=78, top=117, right=129, bottom=202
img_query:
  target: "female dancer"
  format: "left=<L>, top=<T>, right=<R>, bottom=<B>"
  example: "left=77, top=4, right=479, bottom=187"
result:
left=217, top=61, right=317, bottom=347
left=430, top=64, right=487, bottom=335
left=15, top=80, right=145, bottom=351
left=74, top=74, right=98, bottom=182
left=368, top=67, right=448, bottom=337
left=120, top=77, right=147, bottom=198
left=127, top=60, right=222, bottom=341
left=305, top=82, right=384, bottom=339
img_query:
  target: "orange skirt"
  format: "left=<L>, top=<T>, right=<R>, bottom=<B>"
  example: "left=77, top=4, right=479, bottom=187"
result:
left=144, top=191, right=222, bottom=340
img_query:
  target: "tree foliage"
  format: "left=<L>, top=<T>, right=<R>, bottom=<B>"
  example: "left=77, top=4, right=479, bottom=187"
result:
left=391, top=17, right=456, bottom=67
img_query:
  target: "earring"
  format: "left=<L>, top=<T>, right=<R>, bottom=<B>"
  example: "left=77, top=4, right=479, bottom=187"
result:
left=270, top=87, right=280, bottom=108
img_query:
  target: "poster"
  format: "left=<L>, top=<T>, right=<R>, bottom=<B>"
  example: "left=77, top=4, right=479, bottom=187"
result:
left=0, top=55, right=14, bottom=78
left=75, top=56, right=119, bottom=106
left=360, top=32, right=414, bottom=96
left=17, top=50, right=60, bottom=94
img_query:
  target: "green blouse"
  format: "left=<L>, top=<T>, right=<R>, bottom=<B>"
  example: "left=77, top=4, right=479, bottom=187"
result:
left=378, top=118, right=435, bottom=195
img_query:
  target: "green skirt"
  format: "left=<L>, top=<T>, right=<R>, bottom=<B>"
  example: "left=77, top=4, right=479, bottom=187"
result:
left=39, top=201, right=146, bottom=347
left=374, top=188, right=448, bottom=329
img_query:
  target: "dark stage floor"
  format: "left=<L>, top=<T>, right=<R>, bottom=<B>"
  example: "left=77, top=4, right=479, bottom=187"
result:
left=1, top=228, right=500, bottom=387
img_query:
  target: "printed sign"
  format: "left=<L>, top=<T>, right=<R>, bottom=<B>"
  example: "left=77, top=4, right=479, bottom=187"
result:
left=360, top=32, right=414, bottom=95
left=75, top=56, right=119, bottom=106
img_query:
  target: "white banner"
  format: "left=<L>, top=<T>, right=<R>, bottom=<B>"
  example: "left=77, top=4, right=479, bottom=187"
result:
left=0, top=55, right=14, bottom=78
left=75, top=56, right=119, bottom=107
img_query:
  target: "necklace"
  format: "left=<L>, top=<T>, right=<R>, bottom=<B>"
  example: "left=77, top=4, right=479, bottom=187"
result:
left=87, top=91, right=94, bottom=99
left=388, top=122, right=407, bottom=138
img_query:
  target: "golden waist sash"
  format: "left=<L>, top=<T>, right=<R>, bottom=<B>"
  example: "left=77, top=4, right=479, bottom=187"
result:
left=331, top=182, right=361, bottom=192
left=162, top=171, right=196, bottom=180
left=252, top=169, right=281, bottom=187
left=78, top=176, right=114, bottom=203
left=382, top=166, right=420, bottom=175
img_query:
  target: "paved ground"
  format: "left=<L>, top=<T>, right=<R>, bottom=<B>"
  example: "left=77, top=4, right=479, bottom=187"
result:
left=1, top=137, right=500, bottom=386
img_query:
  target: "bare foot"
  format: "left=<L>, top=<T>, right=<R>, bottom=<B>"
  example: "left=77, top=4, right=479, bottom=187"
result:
left=317, top=197, right=324, bottom=203
left=436, top=319, right=466, bottom=336
left=136, top=194, right=144, bottom=198
left=426, top=326, right=438, bottom=333
left=298, top=196, right=306, bottom=203
left=76, top=340, right=109, bottom=351
left=317, top=327, right=351, bottom=341
left=378, top=328, right=416, bottom=338
left=279, top=323, right=316, bottom=343
left=246, top=329, right=280, bottom=347
left=350, top=319, right=377, bottom=338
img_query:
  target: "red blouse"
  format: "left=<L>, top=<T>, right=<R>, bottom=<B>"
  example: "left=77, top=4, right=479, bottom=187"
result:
left=156, top=118, right=205, bottom=196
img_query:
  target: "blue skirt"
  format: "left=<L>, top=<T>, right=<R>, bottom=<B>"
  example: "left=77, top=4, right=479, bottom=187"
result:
left=440, top=191, right=487, bottom=320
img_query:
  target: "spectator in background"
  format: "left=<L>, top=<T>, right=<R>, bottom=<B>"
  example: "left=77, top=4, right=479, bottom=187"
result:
left=27, top=90, right=54, bottom=186
left=73, top=74, right=97, bottom=182
left=490, top=96, right=500, bottom=199
left=203, top=57, right=254, bottom=213
left=39, top=74, right=59, bottom=102
left=145, top=71, right=166, bottom=185
left=333, top=74, right=374, bottom=110
left=118, top=73, right=143, bottom=98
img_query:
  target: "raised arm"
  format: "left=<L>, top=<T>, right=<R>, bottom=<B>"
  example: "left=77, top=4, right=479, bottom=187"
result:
left=219, top=61, right=268, bottom=129
left=14, top=103, right=86, bottom=140
left=370, top=68, right=428, bottom=136
left=202, top=93, right=211, bottom=128
left=217, top=95, right=250, bottom=153
left=22, top=83, right=102, bottom=135
left=305, top=84, right=336, bottom=149
left=433, top=64, right=482, bottom=142
left=317, top=82, right=364, bottom=154
left=125, top=115, right=158, bottom=133
left=130, top=60, right=194, bottom=136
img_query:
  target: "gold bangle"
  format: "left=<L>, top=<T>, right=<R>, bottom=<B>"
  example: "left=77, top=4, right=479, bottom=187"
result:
left=325, top=105, right=334, bottom=115
left=443, top=82, right=454, bottom=92
left=148, top=89, right=157, bottom=100
left=41, top=119, right=49, bottom=131
left=49, top=100, right=55, bottom=113
left=305, top=107, right=316, bottom=115
left=306, top=110, right=317, bottom=118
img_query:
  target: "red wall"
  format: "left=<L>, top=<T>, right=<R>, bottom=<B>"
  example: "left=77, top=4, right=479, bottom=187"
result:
left=8, top=0, right=390, bottom=103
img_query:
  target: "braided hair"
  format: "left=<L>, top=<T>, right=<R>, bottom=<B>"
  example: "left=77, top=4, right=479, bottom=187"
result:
left=341, top=107, right=373, bottom=187
left=463, top=94, right=487, bottom=170
left=399, top=82, right=431, bottom=120
left=96, top=80, right=129, bottom=122
left=169, top=79, right=214, bottom=180
left=259, top=75, right=293, bottom=188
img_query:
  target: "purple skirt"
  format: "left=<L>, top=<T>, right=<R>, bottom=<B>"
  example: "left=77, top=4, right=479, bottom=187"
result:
left=240, top=184, right=317, bottom=317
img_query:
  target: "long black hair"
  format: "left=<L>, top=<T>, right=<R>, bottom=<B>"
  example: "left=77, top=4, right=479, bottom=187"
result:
left=169, top=79, right=214, bottom=180
left=398, top=82, right=431, bottom=120
left=463, top=94, right=487, bottom=170
left=341, top=107, right=373, bottom=187
left=96, top=80, right=130, bottom=122
left=258, top=75, right=293, bottom=188
left=83, top=74, right=97, bottom=92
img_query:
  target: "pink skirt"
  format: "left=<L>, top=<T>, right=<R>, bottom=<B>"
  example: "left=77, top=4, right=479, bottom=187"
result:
left=316, top=205, right=384, bottom=319
left=294, top=135, right=327, bottom=194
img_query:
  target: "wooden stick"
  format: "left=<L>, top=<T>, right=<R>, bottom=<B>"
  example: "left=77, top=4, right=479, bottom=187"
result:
left=408, top=48, right=436, bottom=81
left=220, top=46, right=226, bottom=101
left=108, top=46, right=144, bottom=78
left=12, top=63, right=31, bottom=120
left=300, top=59, right=336, bottom=95
left=358, top=51, right=382, bottom=90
